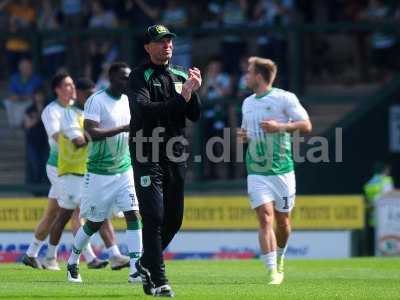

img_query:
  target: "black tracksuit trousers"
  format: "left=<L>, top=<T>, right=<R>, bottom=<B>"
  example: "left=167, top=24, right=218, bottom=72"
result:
left=133, top=158, right=186, bottom=286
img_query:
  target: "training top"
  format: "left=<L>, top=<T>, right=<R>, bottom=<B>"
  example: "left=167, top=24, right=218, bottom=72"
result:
left=41, top=99, right=70, bottom=167
left=241, top=88, right=309, bottom=176
left=84, top=89, right=131, bottom=175
left=58, top=105, right=88, bottom=176
left=128, top=61, right=201, bottom=162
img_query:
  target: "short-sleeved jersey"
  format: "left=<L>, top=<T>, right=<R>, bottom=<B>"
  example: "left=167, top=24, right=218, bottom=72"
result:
left=41, top=100, right=70, bottom=167
left=84, top=89, right=131, bottom=175
left=58, top=105, right=88, bottom=176
left=241, top=88, right=309, bottom=176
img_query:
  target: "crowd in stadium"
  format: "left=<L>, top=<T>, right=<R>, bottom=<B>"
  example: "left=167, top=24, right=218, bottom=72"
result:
left=0, top=0, right=399, bottom=184
left=1, top=0, right=399, bottom=77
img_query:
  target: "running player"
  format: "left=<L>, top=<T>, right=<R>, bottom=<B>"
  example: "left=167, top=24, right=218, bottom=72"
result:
left=46, top=77, right=130, bottom=271
left=22, top=72, right=125, bottom=271
left=238, top=57, right=312, bottom=284
left=66, top=62, right=142, bottom=283
left=22, top=71, right=76, bottom=269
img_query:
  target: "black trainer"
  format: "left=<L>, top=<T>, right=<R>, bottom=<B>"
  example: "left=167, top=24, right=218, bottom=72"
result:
left=21, top=254, right=42, bottom=269
left=135, top=259, right=155, bottom=295
left=67, top=264, right=82, bottom=283
left=153, top=284, right=175, bottom=298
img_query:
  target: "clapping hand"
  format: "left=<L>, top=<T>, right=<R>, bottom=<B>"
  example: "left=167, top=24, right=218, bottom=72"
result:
left=181, top=67, right=202, bottom=102
left=188, top=67, right=202, bottom=91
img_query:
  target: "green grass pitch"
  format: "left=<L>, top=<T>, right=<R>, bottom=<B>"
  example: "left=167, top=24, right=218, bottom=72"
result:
left=0, top=258, right=399, bottom=299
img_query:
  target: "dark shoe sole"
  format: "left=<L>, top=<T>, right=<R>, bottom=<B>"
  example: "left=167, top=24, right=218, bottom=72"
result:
left=111, top=261, right=130, bottom=270
left=154, top=285, right=175, bottom=298
left=154, top=292, right=175, bottom=297
left=87, top=261, right=109, bottom=269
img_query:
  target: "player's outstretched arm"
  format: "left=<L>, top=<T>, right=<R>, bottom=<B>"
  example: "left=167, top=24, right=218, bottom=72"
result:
left=84, top=119, right=129, bottom=141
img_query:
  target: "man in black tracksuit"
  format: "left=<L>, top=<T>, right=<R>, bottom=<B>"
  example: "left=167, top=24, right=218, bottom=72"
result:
left=128, top=25, right=202, bottom=297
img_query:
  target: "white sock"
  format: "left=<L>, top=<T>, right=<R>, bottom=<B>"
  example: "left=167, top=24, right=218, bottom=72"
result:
left=277, top=245, right=288, bottom=260
left=68, top=225, right=93, bottom=265
left=46, top=244, right=58, bottom=259
left=82, top=244, right=96, bottom=263
left=26, top=237, right=44, bottom=258
left=107, top=244, right=121, bottom=258
left=126, top=228, right=142, bottom=275
left=261, top=251, right=277, bottom=271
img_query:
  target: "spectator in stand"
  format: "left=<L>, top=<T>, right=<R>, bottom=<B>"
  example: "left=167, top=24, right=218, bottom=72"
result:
left=220, top=0, right=249, bottom=74
left=338, top=0, right=369, bottom=81
left=253, top=0, right=295, bottom=88
left=201, top=58, right=233, bottom=102
left=87, top=0, right=118, bottom=82
left=60, top=0, right=84, bottom=28
left=236, top=56, right=252, bottom=98
left=116, top=0, right=161, bottom=27
left=360, top=0, right=399, bottom=80
left=95, top=63, right=110, bottom=91
left=199, top=0, right=223, bottom=28
left=88, top=0, right=117, bottom=28
left=24, top=88, right=49, bottom=184
left=60, top=0, right=86, bottom=77
left=161, top=0, right=192, bottom=68
left=200, top=57, right=233, bottom=179
left=0, top=0, right=36, bottom=73
left=37, top=0, right=66, bottom=77
left=253, top=0, right=294, bottom=26
left=3, top=58, right=42, bottom=128
left=115, top=0, right=162, bottom=63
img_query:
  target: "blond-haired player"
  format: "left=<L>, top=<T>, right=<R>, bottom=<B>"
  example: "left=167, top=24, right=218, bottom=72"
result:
left=238, top=57, right=312, bottom=284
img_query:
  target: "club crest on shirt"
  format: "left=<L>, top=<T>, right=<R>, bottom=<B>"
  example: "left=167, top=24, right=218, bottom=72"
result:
left=174, top=82, right=183, bottom=94
left=140, top=176, right=151, bottom=187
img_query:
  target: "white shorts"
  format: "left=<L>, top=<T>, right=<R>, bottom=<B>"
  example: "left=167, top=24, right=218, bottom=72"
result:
left=46, top=165, right=61, bottom=199
left=80, top=169, right=139, bottom=222
left=247, top=171, right=296, bottom=212
left=58, top=175, right=83, bottom=210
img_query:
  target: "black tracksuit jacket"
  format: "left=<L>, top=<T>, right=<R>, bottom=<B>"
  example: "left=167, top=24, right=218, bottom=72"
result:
left=127, top=61, right=201, bottom=286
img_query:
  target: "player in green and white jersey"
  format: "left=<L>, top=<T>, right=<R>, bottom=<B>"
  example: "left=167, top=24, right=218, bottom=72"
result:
left=22, top=71, right=75, bottom=269
left=238, top=57, right=312, bottom=284
left=48, top=78, right=131, bottom=271
left=23, top=72, right=120, bottom=271
left=67, top=63, right=142, bottom=284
